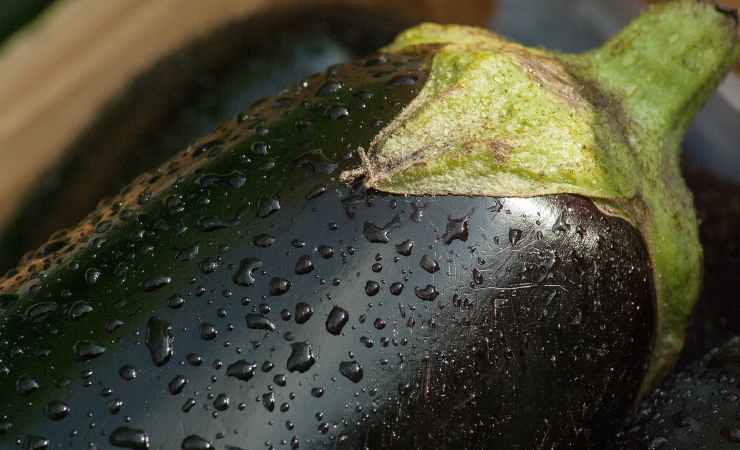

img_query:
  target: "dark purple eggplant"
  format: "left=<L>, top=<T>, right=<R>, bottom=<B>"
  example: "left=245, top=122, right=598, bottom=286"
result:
left=0, top=2, right=736, bottom=449
left=613, top=337, right=740, bottom=449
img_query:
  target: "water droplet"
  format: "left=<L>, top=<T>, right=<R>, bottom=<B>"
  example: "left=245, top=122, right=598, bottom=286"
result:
left=145, top=317, right=174, bottom=366
left=257, top=195, right=281, bottom=218
left=226, top=359, right=257, bottom=381
left=25, top=301, right=58, bottom=322
left=415, top=285, right=439, bottom=301
left=373, top=318, right=386, bottom=330
left=16, top=375, right=40, bottom=395
left=197, top=215, right=234, bottom=232
left=339, top=361, right=363, bottom=383
left=186, top=353, right=203, bottom=367
left=253, top=233, right=276, bottom=247
left=306, top=184, right=327, bottom=199
left=251, top=141, right=270, bottom=156
left=73, top=340, right=106, bottom=361
left=182, top=398, right=196, bottom=413
left=181, top=434, right=214, bottom=450
left=274, top=373, right=287, bottom=386
left=295, top=303, right=313, bottom=324
left=102, top=398, right=122, bottom=415
left=326, top=306, right=349, bottom=335
left=327, top=105, right=349, bottom=120
left=472, top=268, right=484, bottom=285
left=214, top=393, right=230, bottom=411
left=294, top=255, right=314, bottom=274
left=390, top=282, right=404, bottom=295
left=119, top=365, right=137, bottom=381
left=85, top=267, right=101, bottom=285
left=311, top=387, right=325, bottom=398
left=363, top=215, right=400, bottom=243
left=24, top=435, right=49, bottom=450
left=68, top=301, right=93, bottom=320
left=233, top=257, right=263, bottom=287
left=109, top=426, right=150, bottom=449
left=168, top=375, right=188, bottom=395
left=200, top=323, right=218, bottom=340
left=269, top=277, right=291, bottom=296
left=420, top=255, right=439, bottom=273
left=167, top=294, right=185, bottom=309
left=45, top=400, right=70, bottom=421
left=395, top=239, right=414, bottom=256
left=262, top=391, right=276, bottom=411
left=143, top=276, right=171, bottom=292
left=175, top=243, right=199, bottom=262
left=365, top=280, right=380, bottom=296
left=442, top=213, right=471, bottom=244
left=287, top=342, right=316, bottom=373
left=317, top=81, right=343, bottom=96
left=246, top=313, right=276, bottom=331
left=318, top=245, right=334, bottom=259
left=509, top=228, right=523, bottom=246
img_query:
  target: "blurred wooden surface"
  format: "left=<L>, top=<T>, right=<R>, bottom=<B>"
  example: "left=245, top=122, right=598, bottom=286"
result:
left=0, top=0, right=493, bottom=232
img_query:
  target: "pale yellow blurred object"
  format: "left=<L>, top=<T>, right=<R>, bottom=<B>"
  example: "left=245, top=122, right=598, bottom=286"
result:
left=0, top=0, right=493, bottom=231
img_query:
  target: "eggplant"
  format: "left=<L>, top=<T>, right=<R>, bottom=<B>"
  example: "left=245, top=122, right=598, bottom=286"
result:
left=0, top=2, right=737, bottom=449
left=613, top=336, right=740, bottom=449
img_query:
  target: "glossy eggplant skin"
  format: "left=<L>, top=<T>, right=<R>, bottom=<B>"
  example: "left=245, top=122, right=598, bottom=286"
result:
left=0, top=47, right=654, bottom=449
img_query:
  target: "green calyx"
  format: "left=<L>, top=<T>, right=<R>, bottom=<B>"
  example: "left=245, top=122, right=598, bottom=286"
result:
left=342, top=1, right=739, bottom=392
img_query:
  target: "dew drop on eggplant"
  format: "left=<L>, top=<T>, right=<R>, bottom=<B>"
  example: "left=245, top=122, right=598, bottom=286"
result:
left=68, top=301, right=93, bottom=320
left=168, top=375, right=188, bottom=395
left=326, top=306, right=349, bottom=335
left=420, top=254, right=439, bottom=273
left=246, top=313, right=276, bottom=331
left=145, top=317, right=173, bottom=366
left=253, top=234, right=275, bottom=248
left=269, top=277, right=291, bottom=296
left=257, top=195, right=281, bottom=218
left=363, top=215, right=400, bottom=243
left=233, top=257, right=262, bottom=287
left=181, top=434, right=214, bottom=450
left=415, top=285, right=439, bottom=301
left=509, top=228, right=523, bottom=246
left=200, top=323, right=217, bottom=340
left=318, top=245, right=334, bottom=259
left=390, top=282, right=404, bottom=295
left=396, top=239, right=414, bottom=256
left=167, top=294, right=185, bottom=309
left=294, top=255, right=314, bottom=274
left=295, top=303, right=313, bottom=324
left=442, top=213, right=471, bottom=244
left=142, top=276, right=171, bottom=292
left=73, top=340, right=106, bottom=361
left=339, top=361, right=364, bottom=383
left=213, top=393, right=230, bottom=411
left=262, top=391, right=276, bottom=411
left=317, top=81, right=343, bottom=96
left=226, top=359, right=257, bottom=382
left=24, top=435, right=49, bottom=450
left=16, top=375, right=40, bottom=396
left=45, top=400, right=70, bottom=421
left=109, top=427, right=150, bottom=449
left=287, top=342, right=316, bottom=373
left=365, top=280, right=380, bottom=296
left=118, top=365, right=137, bottom=381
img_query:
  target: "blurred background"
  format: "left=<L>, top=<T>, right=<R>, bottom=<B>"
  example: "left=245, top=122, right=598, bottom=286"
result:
left=0, top=0, right=738, bottom=358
